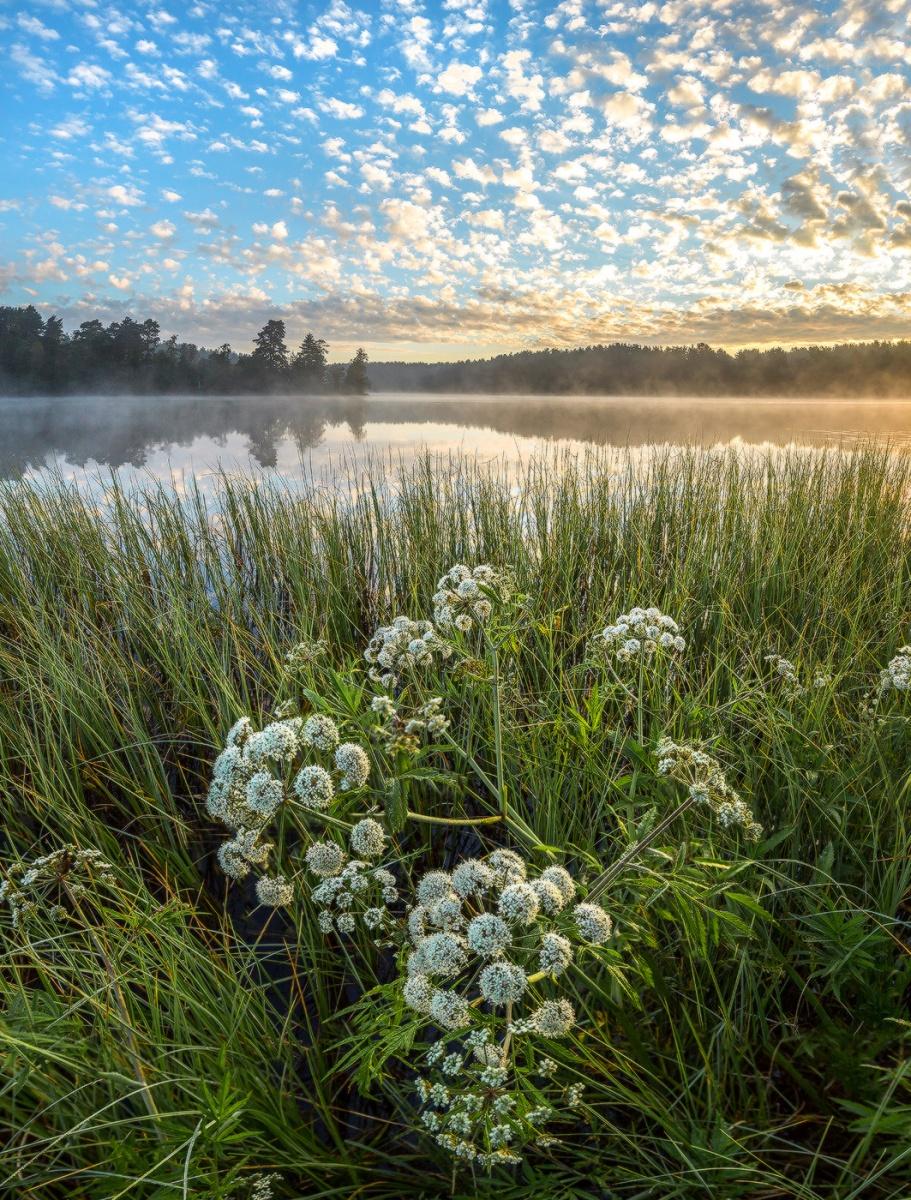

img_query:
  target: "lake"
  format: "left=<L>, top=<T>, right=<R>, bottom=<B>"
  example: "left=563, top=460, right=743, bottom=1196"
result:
left=2, top=393, right=910, bottom=492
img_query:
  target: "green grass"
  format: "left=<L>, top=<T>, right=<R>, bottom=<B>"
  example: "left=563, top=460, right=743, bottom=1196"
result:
left=1, top=443, right=910, bottom=1199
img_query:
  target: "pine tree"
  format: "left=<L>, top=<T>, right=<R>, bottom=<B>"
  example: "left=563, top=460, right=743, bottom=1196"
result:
left=344, top=347, right=370, bottom=395
left=292, top=332, right=329, bottom=391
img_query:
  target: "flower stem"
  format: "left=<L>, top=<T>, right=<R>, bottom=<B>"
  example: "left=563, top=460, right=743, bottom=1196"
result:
left=406, top=811, right=502, bottom=826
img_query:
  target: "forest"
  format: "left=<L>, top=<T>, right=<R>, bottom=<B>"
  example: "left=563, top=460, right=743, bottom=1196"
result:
left=3, top=304, right=911, bottom=397
left=0, top=306, right=369, bottom=395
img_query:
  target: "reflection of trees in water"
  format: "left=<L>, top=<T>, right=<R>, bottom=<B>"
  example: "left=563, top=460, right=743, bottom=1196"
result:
left=0, top=393, right=909, bottom=479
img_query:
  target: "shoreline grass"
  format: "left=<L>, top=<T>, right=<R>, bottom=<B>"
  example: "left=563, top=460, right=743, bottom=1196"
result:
left=1, top=444, right=910, bottom=1198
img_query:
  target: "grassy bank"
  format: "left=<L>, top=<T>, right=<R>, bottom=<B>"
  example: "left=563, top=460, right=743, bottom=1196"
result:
left=1, top=445, right=910, bottom=1199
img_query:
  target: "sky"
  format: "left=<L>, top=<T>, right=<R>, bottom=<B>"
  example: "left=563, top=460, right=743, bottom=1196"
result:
left=1, top=0, right=910, bottom=362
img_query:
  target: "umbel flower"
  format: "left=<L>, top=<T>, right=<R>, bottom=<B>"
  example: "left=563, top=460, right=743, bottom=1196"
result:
left=432, top=563, right=513, bottom=633
left=656, top=737, right=762, bottom=841
left=401, top=849, right=611, bottom=1166
left=0, top=846, right=116, bottom=928
left=205, top=710, right=380, bottom=918
left=879, top=646, right=911, bottom=694
left=364, top=616, right=452, bottom=690
left=595, top=606, right=685, bottom=663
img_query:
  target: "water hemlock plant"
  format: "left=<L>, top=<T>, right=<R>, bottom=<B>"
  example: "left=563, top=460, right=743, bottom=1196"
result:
left=1, top=445, right=910, bottom=1197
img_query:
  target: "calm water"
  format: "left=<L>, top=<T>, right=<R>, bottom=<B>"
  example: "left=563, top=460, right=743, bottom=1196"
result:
left=2, top=393, right=910, bottom=491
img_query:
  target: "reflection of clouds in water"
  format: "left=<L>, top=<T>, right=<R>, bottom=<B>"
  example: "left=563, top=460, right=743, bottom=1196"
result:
left=3, top=393, right=911, bottom=497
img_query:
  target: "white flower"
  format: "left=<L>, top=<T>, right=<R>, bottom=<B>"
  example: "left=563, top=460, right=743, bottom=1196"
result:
left=427, top=895, right=464, bottom=930
left=530, top=878, right=564, bottom=915
left=466, top=913, right=512, bottom=958
left=217, top=828, right=271, bottom=880
left=256, top=875, right=294, bottom=906
left=293, top=765, right=335, bottom=811
left=498, top=882, right=540, bottom=925
left=487, top=849, right=526, bottom=886
left=336, top=913, right=356, bottom=934
left=301, top=714, right=340, bottom=752
left=421, top=931, right=468, bottom=978
left=245, top=772, right=283, bottom=819
left=349, top=818, right=386, bottom=859
left=540, top=865, right=575, bottom=904
left=305, top=841, right=345, bottom=878
left=573, top=902, right=613, bottom=944
left=416, top=870, right=453, bottom=906
left=429, top=988, right=470, bottom=1030
left=539, top=931, right=573, bottom=976
left=530, top=999, right=575, bottom=1038
left=404, top=972, right=435, bottom=1013
left=226, top=717, right=253, bottom=748
left=450, top=858, right=494, bottom=898
left=335, top=742, right=370, bottom=790
left=245, top=720, right=299, bottom=763
left=598, top=606, right=685, bottom=662
left=478, top=961, right=527, bottom=1006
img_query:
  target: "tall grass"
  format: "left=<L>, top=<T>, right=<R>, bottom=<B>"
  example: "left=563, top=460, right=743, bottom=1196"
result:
left=1, top=443, right=909, bottom=1198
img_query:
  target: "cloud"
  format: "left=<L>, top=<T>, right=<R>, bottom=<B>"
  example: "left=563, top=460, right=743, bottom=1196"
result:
left=437, top=62, right=483, bottom=96
left=320, top=97, right=365, bottom=119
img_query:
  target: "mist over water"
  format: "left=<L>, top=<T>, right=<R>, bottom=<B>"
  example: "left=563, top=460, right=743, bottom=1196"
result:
left=2, top=392, right=911, bottom=491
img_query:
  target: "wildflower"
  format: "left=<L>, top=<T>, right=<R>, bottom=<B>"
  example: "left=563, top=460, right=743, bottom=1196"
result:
left=530, top=999, right=575, bottom=1038
left=317, top=909, right=334, bottom=933
left=301, top=713, right=340, bottom=753
left=487, top=849, right=527, bottom=886
left=880, top=646, right=911, bottom=694
left=655, top=737, right=762, bottom=838
left=417, top=870, right=453, bottom=905
left=349, top=818, right=386, bottom=859
left=293, top=765, right=334, bottom=811
left=498, top=882, right=540, bottom=925
left=284, top=638, right=328, bottom=673
left=428, top=894, right=465, bottom=930
left=335, top=742, right=370, bottom=790
left=573, top=902, right=613, bottom=944
left=218, top=829, right=272, bottom=881
left=433, top=563, right=512, bottom=632
left=429, top=988, right=471, bottom=1029
left=467, top=913, right=512, bottom=958
left=226, top=717, right=253, bottom=748
left=245, top=720, right=300, bottom=764
left=530, top=878, right=565, bottom=915
left=336, top=913, right=356, bottom=934
left=539, top=931, right=573, bottom=976
left=245, top=772, right=283, bottom=819
left=404, top=972, right=435, bottom=1013
left=451, top=858, right=494, bottom=898
left=479, top=961, right=527, bottom=1006
left=364, top=615, right=449, bottom=689
left=596, top=606, right=685, bottom=663
left=305, top=841, right=345, bottom=878
left=256, top=875, right=294, bottom=907
left=421, top=931, right=469, bottom=978
left=540, top=865, right=575, bottom=904
left=565, top=1083, right=584, bottom=1107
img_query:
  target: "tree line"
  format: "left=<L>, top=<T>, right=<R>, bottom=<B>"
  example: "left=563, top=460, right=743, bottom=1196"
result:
left=0, top=307, right=369, bottom=395
left=3, top=304, right=911, bottom=397
left=368, top=340, right=911, bottom=398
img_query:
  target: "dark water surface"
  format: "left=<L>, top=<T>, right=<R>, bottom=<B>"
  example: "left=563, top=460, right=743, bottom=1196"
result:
left=2, top=393, right=910, bottom=490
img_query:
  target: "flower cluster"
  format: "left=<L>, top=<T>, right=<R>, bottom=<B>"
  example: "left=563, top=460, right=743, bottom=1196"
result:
left=879, top=646, right=911, bottom=694
left=432, top=564, right=512, bottom=633
left=765, top=654, right=831, bottom=699
left=595, top=606, right=685, bottom=663
left=656, top=738, right=762, bottom=841
left=0, top=846, right=116, bottom=928
left=364, top=616, right=452, bottom=690
left=370, top=694, right=451, bottom=754
left=283, top=637, right=328, bottom=675
left=307, top=818, right=398, bottom=937
left=412, top=1031, right=583, bottom=1167
left=206, top=711, right=373, bottom=906
left=400, top=849, right=611, bottom=1165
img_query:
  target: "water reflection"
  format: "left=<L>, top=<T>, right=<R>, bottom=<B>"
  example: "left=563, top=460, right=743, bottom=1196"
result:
left=1, top=392, right=910, bottom=484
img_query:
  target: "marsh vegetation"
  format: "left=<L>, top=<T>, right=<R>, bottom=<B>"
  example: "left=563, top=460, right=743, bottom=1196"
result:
left=1, top=445, right=909, bottom=1198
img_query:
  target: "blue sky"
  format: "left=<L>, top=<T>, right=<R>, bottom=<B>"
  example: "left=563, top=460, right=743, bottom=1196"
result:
left=1, top=0, right=910, bottom=360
